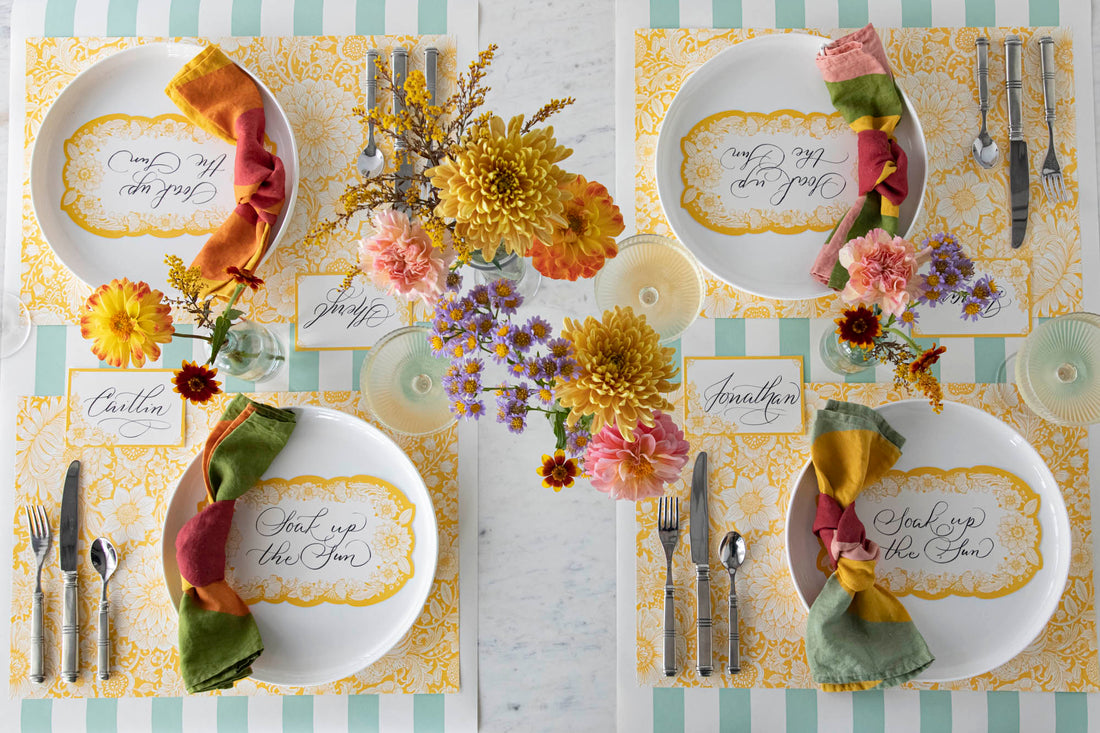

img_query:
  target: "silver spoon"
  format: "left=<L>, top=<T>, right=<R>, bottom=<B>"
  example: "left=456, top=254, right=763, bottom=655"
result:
left=972, top=37, right=1000, bottom=169
left=719, top=531, right=747, bottom=674
left=357, top=50, right=385, bottom=179
left=90, top=537, right=118, bottom=681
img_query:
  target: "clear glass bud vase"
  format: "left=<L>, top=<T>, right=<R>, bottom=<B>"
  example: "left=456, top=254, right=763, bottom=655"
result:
left=467, top=250, right=541, bottom=300
left=203, top=319, right=285, bottom=382
left=820, top=329, right=876, bottom=375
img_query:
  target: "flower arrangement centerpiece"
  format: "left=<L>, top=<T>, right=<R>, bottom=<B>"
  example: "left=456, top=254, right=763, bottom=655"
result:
left=828, top=230, right=1002, bottom=411
left=309, top=43, right=625, bottom=291
left=78, top=260, right=273, bottom=404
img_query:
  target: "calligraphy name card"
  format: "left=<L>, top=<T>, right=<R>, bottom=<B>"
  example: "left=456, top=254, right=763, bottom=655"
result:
left=62, top=113, right=239, bottom=238
left=679, top=109, right=856, bottom=236
left=913, top=258, right=1031, bottom=337
left=226, top=474, right=416, bottom=607
left=823, top=466, right=1043, bottom=600
left=66, top=369, right=184, bottom=447
left=684, top=356, right=805, bottom=435
left=294, top=274, right=401, bottom=350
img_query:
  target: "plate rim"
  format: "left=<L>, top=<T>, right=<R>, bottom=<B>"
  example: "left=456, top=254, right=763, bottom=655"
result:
left=654, top=31, right=929, bottom=301
left=29, top=40, right=300, bottom=289
left=159, top=404, right=439, bottom=687
left=782, top=398, right=1072, bottom=682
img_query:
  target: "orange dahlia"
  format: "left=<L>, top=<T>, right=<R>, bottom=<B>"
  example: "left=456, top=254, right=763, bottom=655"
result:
left=79, top=278, right=174, bottom=368
left=529, top=175, right=625, bottom=280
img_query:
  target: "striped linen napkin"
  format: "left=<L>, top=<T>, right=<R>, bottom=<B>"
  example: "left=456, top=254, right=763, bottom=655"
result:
left=166, top=46, right=286, bottom=298
left=811, top=24, right=910, bottom=288
left=175, top=395, right=296, bottom=693
left=805, top=400, right=934, bottom=691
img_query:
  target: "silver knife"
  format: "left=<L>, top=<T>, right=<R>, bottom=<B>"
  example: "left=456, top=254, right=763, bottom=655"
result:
left=690, top=452, right=712, bottom=676
left=392, top=47, right=411, bottom=211
left=59, top=459, right=80, bottom=682
left=1005, top=34, right=1029, bottom=248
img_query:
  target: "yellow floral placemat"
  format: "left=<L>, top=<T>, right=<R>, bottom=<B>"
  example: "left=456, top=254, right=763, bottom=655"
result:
left=9, top=391, right=459, bottom=698
left=635, top=27, right=1082, bottom=320
left=635, top=383, right=1097, bottom=691
left=21, top=35, right=455, bottom=324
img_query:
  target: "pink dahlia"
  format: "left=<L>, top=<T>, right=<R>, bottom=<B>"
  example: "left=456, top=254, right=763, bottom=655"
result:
left=837, top=228, right=927, bottom=319
left=585, top=411, right=691, bottom=501
left=358, top=209, right=450, bottom=303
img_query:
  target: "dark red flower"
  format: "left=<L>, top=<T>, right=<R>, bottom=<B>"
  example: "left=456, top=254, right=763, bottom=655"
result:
left=537, top=450, right=579, bottom=491
left=173, top=361, right=222, bottom=404
left=226, top=266, right=264, bottom=291
left=835, top=305, right=881, bottom=348
left=910, top=345, right=947, bottom=374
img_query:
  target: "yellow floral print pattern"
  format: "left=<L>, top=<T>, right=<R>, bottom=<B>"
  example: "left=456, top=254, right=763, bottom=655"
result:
left=637, top=383, right=1097, bottom=691
left=21, top=35, right=456, bottom=324
left=9, top=391, right=460, bottom=698
left=225, top=474, right=417, bottom=607
left=635, top=27, right=1081, bottom=319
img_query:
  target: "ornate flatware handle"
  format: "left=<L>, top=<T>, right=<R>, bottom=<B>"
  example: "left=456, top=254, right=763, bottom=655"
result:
left=1005, top=35, right=1024, bottom=141
left=62, top=572, right=78, bottom=682
left=97, top=600, right=110, bottom=680
left=1039, top=36, right=1056, bottom=124
left=696, top=565, right=712, bottom=676
left=728, top=584, right=740, bottom=674
left=663, top=568, right=676, bottom=676
left=976, top=37, right=990, bottom=113
left=30, top=590, right=44, bottom=683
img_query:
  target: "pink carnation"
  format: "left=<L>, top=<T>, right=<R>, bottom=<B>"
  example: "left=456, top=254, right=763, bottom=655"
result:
left=837, top=228, right=927, bottom=318
left=358, top=209, right=450, bottom=303
left=585, top=411, right=691, bottom=501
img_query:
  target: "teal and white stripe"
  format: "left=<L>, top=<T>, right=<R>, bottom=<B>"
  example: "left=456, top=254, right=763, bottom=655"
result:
left=614, top=0, right=1100, bottom=730
left=6, top=1, right=478, bottom=731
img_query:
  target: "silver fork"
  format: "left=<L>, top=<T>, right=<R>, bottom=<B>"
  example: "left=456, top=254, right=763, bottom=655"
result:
left=1039, top=36, right=1069, bottom=203
left=26, top=505, right=51, bottom=684
left=657, top=496, right=680, bottom=677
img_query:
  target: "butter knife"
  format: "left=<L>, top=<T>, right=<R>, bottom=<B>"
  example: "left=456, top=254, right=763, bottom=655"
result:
left=59, top=459, right=80, bottom=682
left=1005, top=34, right=1029, bottom=248
left=392, top=47, right=411, bottom=210
left=690, top=452, right=712, bottom=676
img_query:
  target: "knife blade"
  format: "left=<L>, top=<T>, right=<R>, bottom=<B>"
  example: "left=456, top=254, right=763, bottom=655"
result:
left=59, top=459, right=80, bottom=682
left=1005, top=34, right=1029, bottom=248
left=690, top=451, right=712, bottom=676
left=392, top=47, right=412, bottom=212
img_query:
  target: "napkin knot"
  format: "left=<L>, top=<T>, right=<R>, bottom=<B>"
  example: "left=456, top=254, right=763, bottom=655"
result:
left=231, top=107, right=285, bottom=226
left=856, top=129, right=908, bottom=206
left=813, top=493, right=881, bottom=569
left=176, top=498, right=235, bottom=587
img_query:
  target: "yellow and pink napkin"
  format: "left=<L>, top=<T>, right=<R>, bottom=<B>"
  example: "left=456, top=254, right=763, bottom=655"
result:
left=806, top=400, right=933, bottom=691
left=166, top=46, right=286, bottom=297
left=812, top=24, right=909, bottom=288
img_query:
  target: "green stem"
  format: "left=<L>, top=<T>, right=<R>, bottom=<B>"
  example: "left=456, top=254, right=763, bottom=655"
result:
left=885, top=326, right=923, bottom=353
left=172, top=332, right=213, bottom=342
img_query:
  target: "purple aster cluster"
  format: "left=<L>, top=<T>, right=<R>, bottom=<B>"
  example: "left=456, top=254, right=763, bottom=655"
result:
left=428, top=275, right=577, bottom=435
left=905, top=232, right=1003, bottom=328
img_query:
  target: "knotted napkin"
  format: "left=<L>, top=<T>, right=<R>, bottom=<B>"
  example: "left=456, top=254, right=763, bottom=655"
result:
left=811, top=24, right=909, bottom=288
left=175, top=395, right=296, bottom=693
left=805, top=400, right=933, bottom=691
left=166, top=46, right=286, bottom=298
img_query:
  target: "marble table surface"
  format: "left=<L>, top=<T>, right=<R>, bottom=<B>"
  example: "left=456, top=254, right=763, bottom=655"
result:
left=0, top=2, right=1098, bottom=731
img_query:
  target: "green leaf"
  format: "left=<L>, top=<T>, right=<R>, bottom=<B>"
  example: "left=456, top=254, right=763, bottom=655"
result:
left=224, top=308, right=244, bottom=322
left=207, top=316, right=232, bottom=364
left=552, top=409, right=568, bottom=451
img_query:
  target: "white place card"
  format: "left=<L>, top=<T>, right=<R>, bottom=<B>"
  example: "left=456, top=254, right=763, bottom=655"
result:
left=294, top=273, right=403, bottom=350
left=66, top=368, right=184, bottom=447
left=684, top=356, right=805, bottom=435
left=913, top=258, right=1030, bottom=338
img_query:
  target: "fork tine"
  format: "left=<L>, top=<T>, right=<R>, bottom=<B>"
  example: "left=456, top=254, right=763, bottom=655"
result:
left=1058, top=176, right=1069, bottom=203
left=658, top=496, right=666, bottom=530
left=36, top=506, right=48, bottom=536
left=24, top=506, right=33, bottom=536
left=673, top=497, right=679, bottom=528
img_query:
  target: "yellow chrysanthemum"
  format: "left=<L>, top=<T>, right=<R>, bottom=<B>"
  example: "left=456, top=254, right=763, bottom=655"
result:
left=80, top=278, right=174, bottom=368
left=529, top=175, right=626, bottom=280
left=428, top=114, right=573, bottom=261
left=555, top=306, right=676, bottom=441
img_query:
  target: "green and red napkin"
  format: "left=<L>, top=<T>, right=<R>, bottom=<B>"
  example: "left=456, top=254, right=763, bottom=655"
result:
left=166, top=46, right=286, bottom=298
left=812, top=24, right=909, bottom=288
left=175, top=395, right=296, bottom=693
left=805, top=400, right=933, bottom=691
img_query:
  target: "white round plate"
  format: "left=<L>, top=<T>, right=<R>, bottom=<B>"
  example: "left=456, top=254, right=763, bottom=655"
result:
left=161, top=406, right=438, bottom=687
left=655, top=33, right=927, bottom=301
left=30, top=43, right=299, bottom=289
left=784, top=400, right=1071, bottom=682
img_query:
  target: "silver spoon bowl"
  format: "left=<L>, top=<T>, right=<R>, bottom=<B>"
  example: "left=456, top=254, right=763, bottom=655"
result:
left=90, top=537, right=118, bottom=680
left=719, top=531, right=747, bottom=674
left=972, top=126, right=999, bottom=169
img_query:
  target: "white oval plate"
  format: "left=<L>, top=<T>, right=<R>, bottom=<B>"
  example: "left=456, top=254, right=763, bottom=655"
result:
left=655, top=33, right=927, bottom=301
left=30, top=42, right=299, bottom=289
left=161, top=406, right=438, bottom=687
left=784, top=400, right=1071, bottom=682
